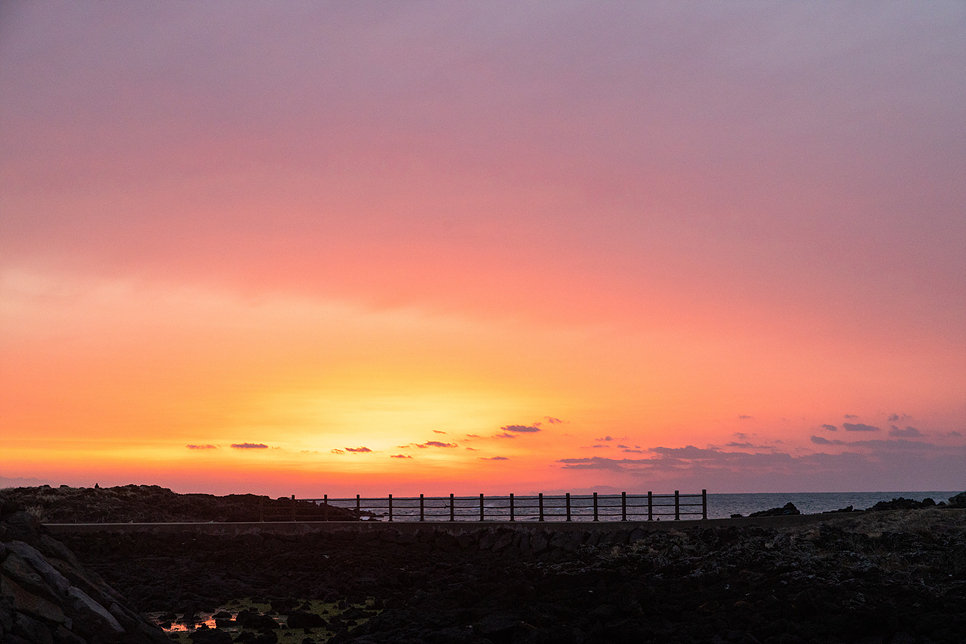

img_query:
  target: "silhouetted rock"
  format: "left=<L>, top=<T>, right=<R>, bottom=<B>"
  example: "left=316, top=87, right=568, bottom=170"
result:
left=3, top=485, right=362, bottom=523
left=0, top=491, right=168, bottom=644
left=749, top=502, right=800, bottom=517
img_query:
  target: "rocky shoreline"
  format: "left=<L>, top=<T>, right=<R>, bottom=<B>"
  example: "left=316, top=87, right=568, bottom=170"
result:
left=4, top=487, right=966, bottom=643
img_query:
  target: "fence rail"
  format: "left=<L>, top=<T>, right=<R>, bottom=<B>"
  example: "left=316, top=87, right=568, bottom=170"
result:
left=283, top=490, right=707, bottom=522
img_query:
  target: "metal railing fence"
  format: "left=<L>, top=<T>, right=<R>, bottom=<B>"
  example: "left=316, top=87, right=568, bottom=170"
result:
left=285, top=490, right=707, bottom=522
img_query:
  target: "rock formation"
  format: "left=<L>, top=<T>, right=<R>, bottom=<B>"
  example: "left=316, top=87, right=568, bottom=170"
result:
left=1, top=492, right=168, bottom=644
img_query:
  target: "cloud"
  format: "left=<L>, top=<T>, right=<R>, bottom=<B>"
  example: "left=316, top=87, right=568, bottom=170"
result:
left=186, top=444, right=217, bottom=450
left=493, top=432, right=516, bottom=439
left=416, top=441, right=457, bottom=448
left=557, top=457, right=630, bottom=471
left=330, top=449, right=345, bottom=454
left=727, top=442, right=754, bottom=448
left=811, top=436, right=845, bottom=446
left=621, top=448, right=644, bottom=454
left=843, top=423, right=880, bottom=432
left=617, top=444, right=628, bottom=448
left=949, top=431, right=963, bottom=437
left=595, top=436, right=613, bottom=442
left=733, top=432, right=748, bottom=440
left=889, top=425, right=922, bottom=437
left=544, top=417, right=564, bottom=424
left=821, top=424, right=838, bottom=431
left=844, top=414, right=859, bottom=419
left=231, top=443, right=269, bottom=449
left=501, top=425, right=541, bottom=433
left=465, top=434, right=481, bottom=438
left=390, top=454, right=412, bottom=459
left=887, top=413, right=911, bottom=422
left=433, top=430, right=447, bottom=434
left=464, top=446, right=478, bottom=451
left=738, top=415, right=753, bottom=420
left=345, top=446, right=372, bottom=453
left=479, top=456, right=509, bottom=461
left=590, top=444, right=610, bottom=449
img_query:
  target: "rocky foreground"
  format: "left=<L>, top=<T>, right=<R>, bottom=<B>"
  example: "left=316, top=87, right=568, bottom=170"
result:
left=4, top=487, right=966, bottom=644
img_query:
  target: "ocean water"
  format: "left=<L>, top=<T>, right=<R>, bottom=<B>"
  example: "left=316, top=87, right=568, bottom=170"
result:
left=323, top=491, right=961, bottom=522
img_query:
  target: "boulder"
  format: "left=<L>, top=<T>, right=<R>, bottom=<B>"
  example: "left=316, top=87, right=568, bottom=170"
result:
left=0, top=491, right=168, bottom=644
left=749, top=503, right=800, bottom=517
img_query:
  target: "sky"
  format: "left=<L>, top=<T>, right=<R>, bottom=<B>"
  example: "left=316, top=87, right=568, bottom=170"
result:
left=1, top=2, right=964, bottom=498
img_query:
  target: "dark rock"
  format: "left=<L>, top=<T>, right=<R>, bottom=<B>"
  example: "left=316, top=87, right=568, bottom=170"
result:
left=749, top=502, right=800, bottom=517
left=14, top=611, right=54, bottom=644
left=948, top=492, right=966, bottom=508
left=189, top=627, right=233, bottom=644
left=286, top=610, right=326, bottom=629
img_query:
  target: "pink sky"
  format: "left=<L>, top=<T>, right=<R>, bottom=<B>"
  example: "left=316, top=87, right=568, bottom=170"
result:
left=1, top=2, right=964, bottom=497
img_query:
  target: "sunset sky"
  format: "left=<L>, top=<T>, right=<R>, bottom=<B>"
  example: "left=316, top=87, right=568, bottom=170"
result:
left=1, top=2, right=964, bottom=497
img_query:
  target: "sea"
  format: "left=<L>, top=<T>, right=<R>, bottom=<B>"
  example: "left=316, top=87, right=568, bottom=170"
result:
left=322, top=491, right=962, bottom=523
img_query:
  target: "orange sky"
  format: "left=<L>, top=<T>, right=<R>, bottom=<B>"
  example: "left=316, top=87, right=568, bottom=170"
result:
left=1, top=3, right=964, bottom=496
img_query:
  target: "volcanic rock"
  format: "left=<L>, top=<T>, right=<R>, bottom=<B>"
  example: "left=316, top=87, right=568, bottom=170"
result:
left=0, top=491, right=168, bottom=644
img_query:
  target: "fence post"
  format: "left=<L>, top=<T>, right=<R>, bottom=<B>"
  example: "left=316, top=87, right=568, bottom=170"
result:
left=356, top=494, right=360, bottom=517
left=420, top=494, right=425, bottom=522
left=593, top=492, right=598, bottom=522
left=388, top=494, right=393, bottom=522
left=648, top=491, right=653, bottom=521
left=291, top=495, right=296, bottom=522
left=702, top=489, right=708, bottom=520
left=450, top=494, right=455, bottom=521
left=324, top=494, right=328, bottom=521
left=509, top=493, right=515, bottom=522
left=675, top=490, right=680, bottom=520
left=539, top=493, right=544, bottom=522
left=479, top=494, right=484, bottom=521
left=566, top=493, right=572, bottom=521
left=621, top=492, right=627, bottom=521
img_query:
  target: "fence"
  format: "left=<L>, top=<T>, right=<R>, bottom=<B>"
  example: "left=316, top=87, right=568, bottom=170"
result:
left=283, top=490, right=707, bottom=522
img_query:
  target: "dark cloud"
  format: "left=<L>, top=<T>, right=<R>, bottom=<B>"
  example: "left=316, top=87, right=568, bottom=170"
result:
left=821, top=424, right=838, bottom=431
left=186, top=444, right=217, bottom=450
left=501, top=425, right=541, bottom=433
left=733, top=432, right=749, bottom=440
left=843, top=423, right=880, bottom=432
left=390, top=454, right=412, bottom=459
left=493, top=432, right=516, bottom=439
left=949, top=431, right=963, bottom=437
left=595, top=436, right=613, bottom=442
left=557, top=457, right=630, bottom=471
left=622, top=448, right=644, bottom=454
left=889, top=425, right=922, bottom=437
left=465, top=446, right=478, bottom=451
left=330, top=448, right=345, bottom=454
left=811, top=436, right=845, bottom=446
left=433, top=430, right=447, bottom=434
left=887, top=413, right=911, bottom=422
left=231, top=443, right=268, bottom=449
left=416, top=441, right=457, bottom=448
left=591, top=444, right=610, bottom=449
left=465, top=434, right=481, bottom=438
left=479, top=456, right=508, bottom=461
left=844, top=414, right=859, bottom=419
left=847, top=439, right=944, bottom=451
left=650, top=445, right=721, bottom=458
left=544, top=417, right=564, bottom=424
left=738, top=415, right=753, bottom=420
left=726, top=442, right=754, bottom=448
left=345, top=446, right=372, bottom=453
left=617, top=444, right=628, bottom=448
